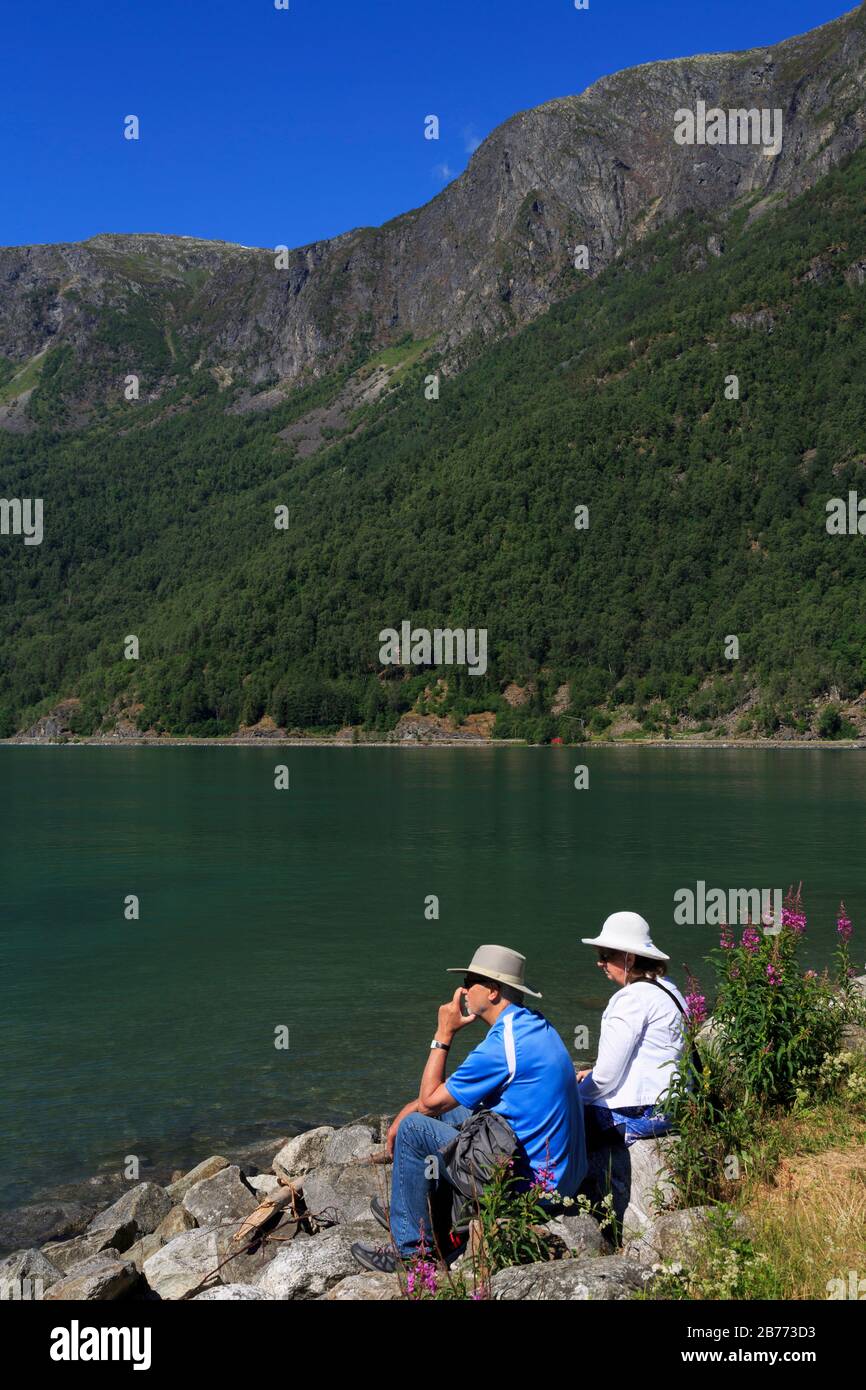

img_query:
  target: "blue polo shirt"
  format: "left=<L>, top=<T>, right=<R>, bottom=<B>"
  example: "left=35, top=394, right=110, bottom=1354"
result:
left=445, top=1004, right=586, bottom=1198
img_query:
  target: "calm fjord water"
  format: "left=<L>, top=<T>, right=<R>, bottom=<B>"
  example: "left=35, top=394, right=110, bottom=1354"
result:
left=1, top=746, right=864, bottom=1212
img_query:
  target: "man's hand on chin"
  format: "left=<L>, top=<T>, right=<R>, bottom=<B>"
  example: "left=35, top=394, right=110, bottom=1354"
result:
left=390, top=991, right=478, bottom=1152
left=436, top=987, right=476, bottom=1044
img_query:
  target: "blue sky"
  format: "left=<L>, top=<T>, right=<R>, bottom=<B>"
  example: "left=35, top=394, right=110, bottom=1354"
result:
left=1, top=0, right=853, bottom=250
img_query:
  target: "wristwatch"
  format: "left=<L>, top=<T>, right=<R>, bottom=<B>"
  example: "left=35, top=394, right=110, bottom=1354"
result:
left=430, top=1039, right=450, bottom=1051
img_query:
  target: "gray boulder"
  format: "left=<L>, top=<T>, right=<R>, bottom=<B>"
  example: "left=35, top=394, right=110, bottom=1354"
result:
left=491, top=1254, right=655, bottom=1300
left=213, top=1223, right=281, bottom=1285
left=272, top=1128, right=334, bottom=1179
left=696, top=1015, right=726, bottom=1058
left=155, top=1205, right=197, bottom=1240
left=256, top=1222, right=382, bottom=1300
left=347, top=1114, right=394, bottom=1143
left=544, top=1211, right=607, bottom=1256
left=0, top=1201, right=93, bottom=1251
left=192, top=1283, right=275, bottom=1301
left=44, top=1252, right=138, bottom=1301
left=224, top=1137, right=289, bottom=1174
left=623, top=1206, right=751, bottom=1266
left=181, top=1165, right=258, bottom=1229
left=0, top=1247, right=62, bottom=1299
left=624, top=1137, right=678, bottom=1229
left=323, top=1125, right=379, bottom=1165
left=123, top=1232, right=164, bottom=1273
left=841, top=1023, right=866, bottom=1057
left=583, top=1136, right=678, bottom=1236
left=302, top=1163, right=387, bottom=1227
left=318, top=1271, right=403, bottom=1301
left=40, top=1172, right=129, bottom=1209
left=248, top=1174, right=282, bottom=1200
left=142, top=1229, right=221, bottom=1301
left=87, top=1182, right=173, bottom=1246
left=42, top=1228, right=121, bottom=1272
left=625, top=1139, right=681, bottom=1228
left=165, top=1156, right=229, bottom=1202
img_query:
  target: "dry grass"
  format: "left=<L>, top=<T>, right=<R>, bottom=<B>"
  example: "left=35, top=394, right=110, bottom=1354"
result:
left=644, top=1099, right=866, bottom=1300
left=742, top=1114, right=866, bottom=1298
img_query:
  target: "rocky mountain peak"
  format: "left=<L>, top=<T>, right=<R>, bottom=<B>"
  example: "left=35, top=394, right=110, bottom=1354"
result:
left=1, top=4, right=865, bottom=425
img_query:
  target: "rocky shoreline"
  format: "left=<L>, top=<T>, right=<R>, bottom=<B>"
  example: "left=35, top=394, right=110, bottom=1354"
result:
left=5, top=736, right=866, bottom=750
left=0, top=1110, right=692, bottom=1302
left=5, top=701, right=866, bottom=750
left=4, top=980, right=863, bottom=1302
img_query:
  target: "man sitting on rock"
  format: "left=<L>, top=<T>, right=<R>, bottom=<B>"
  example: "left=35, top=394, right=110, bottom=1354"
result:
left=351, top=944, right=586, bottom=1274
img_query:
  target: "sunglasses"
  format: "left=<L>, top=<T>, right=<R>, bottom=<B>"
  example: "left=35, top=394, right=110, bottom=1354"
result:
left=597, top=950, right=617, bottom=963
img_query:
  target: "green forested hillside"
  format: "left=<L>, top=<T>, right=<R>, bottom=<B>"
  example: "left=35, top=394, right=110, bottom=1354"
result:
left=2, top=150, right=866, bottom=740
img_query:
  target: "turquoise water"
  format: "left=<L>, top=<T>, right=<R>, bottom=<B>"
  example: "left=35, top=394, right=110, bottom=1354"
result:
left=1, top=746, right=864, bottom=1213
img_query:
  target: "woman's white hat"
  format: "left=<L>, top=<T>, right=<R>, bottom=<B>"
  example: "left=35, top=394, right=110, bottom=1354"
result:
left=581, top=910, right=670, bottom=962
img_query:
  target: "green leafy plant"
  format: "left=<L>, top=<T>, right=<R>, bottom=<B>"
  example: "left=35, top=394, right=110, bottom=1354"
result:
left=648, top=1207, right=777, bottom=1300
left=708, top=888, right=842, bottom=1106
left=664, top=888, right=859, bottom=1205
left=403, top=1154, right=615, bottom=1299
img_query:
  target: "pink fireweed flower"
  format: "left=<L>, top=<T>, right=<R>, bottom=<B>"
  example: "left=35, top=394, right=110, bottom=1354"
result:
left=781, top=883, right=807, bottom=935
left=836, top=902, right=853, bottom=942
left=730, top=966, right=740, bottom=979
left=803, top=969, right=817, bottom=981
left=741, top=925, right=761, bottom=953
left=407, top=1259, right=438, bottom=1297
left=685, top=992, right=707, bottom=1026
left=781, top=908, right=807, bottom=934
left=720, top=923, right=735, bottom=950
left=532, top=1161, right=557, bottom=1194
left=532, top=1140, right=557, bottom=1195
left=766, top=964, right=782, bottom=986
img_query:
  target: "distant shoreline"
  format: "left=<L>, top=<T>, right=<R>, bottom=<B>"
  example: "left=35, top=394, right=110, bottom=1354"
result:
left=3, top=737, right=865, bottom=750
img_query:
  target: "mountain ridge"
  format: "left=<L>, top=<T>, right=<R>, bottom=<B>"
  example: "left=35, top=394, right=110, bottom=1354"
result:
left=2, top=132, right=866, bottom=740
left=2, top=5, right=866, bottom=427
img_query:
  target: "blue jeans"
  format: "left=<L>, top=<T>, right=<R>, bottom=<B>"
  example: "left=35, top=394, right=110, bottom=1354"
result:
left=584, top=1100, right=675, bottom=1149
left=390, top=1104, right=472, bottom=1257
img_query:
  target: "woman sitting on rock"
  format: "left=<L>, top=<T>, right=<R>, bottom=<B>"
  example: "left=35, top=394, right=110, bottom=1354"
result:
left=577, top=911, right=687, bottom=1148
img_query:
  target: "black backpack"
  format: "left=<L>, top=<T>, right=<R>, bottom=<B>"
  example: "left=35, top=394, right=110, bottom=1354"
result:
left=438, top=1108, right=520, bottom=1235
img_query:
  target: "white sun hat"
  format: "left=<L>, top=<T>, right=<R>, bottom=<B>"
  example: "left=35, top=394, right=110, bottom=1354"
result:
left=581, top=910, right=670, bottom=962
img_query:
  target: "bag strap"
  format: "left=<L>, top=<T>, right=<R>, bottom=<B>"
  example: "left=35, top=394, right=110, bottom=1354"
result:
left=632, top=976, right=687, bottom=1018
left=632, top=978, right=702, bottom=1075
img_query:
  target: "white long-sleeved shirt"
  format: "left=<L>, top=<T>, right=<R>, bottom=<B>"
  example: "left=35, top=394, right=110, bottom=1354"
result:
left=579, top=977, right=687, bottom=1110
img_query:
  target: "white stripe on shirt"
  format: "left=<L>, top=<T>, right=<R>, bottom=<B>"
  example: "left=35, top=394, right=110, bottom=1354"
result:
left=503, top=1010, right=517, bottom=1083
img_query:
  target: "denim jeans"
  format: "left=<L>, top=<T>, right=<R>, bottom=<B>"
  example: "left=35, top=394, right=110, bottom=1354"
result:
left=389, top=1104, right=472, bottom=1257
left=584, top=1100, right=674, bottom=1149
